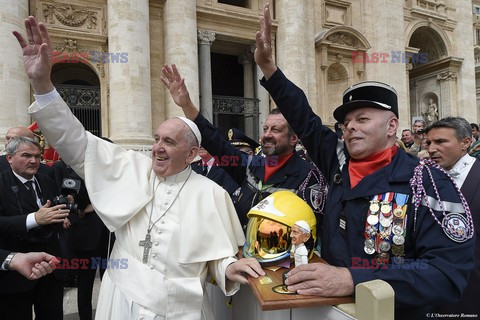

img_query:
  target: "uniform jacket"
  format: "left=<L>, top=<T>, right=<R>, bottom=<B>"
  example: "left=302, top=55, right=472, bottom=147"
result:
left=438, top=159, right=480, bottom=314
left=191, top=160, right=240, bottom=195
left=261, top=69, right=475, bottom=319
left=0, top=169, right=62, bottom=293
left=193, top=113, right=326, bottom=229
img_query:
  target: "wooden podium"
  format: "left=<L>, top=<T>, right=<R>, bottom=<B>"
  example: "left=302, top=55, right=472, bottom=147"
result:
left=248, top=255, right=354, bottom=311
left=247, top=255, right=354, bottom=311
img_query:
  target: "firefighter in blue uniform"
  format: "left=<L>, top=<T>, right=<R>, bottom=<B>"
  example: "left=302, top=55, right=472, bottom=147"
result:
left=253, top=4, right=475, bottom=319
left=161, top=67, right=327, bottom=231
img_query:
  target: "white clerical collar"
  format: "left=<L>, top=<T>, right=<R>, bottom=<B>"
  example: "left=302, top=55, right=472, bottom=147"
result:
left=157, top=166, right=191, bottom=183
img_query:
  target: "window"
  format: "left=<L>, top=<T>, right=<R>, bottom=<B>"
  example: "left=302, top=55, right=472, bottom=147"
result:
left=474, top=5, right=480, bottom=15
left=218, top=0, right=250, bottom=9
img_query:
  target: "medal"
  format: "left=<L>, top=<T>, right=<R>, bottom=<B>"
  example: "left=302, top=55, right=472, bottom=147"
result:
left=366, top=225, right=377, bottom=236
left=369, top=201, right=380, bottom=213
left=364, top=246, right=375, bottom=255
left=441, top=213, right=470, bottom=243
left=392, top=224, right=403, bottom=235
left=392, top=235, right=405, bottom=245
left=391, top=244, right=404, bottom=255
left=392, top=255, right=404, bottom=265
left=367, top=214, right=379, bottom=226
left=376, top=252, right=390, bottom=263
left=380, top=202, right=391, bottom=214
left=380, top=216, right=392, bottom=228
left=393, top=207, right=404, bottom=218
left=364, top=238, right=375, bottom=248
left=378, top=240, right=391, bottom=252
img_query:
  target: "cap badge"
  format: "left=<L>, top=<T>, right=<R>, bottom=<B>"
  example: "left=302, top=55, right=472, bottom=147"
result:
left=228, top=129, right=233, bottom=141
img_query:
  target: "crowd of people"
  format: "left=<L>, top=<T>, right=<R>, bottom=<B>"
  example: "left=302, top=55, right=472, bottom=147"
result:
left=1, top=2, right=478, bottom=319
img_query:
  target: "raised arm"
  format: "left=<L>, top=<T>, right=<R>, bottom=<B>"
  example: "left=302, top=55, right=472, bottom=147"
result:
left=254, top=3, right=277, bottom=80
left=13, top=16, right=89, bottom=173
left=161, top=64, right=250, bottom=184
left=12, top=17, right=54, bottom=94
left=254, top=3, right=341, bottom=181
left=161, top=64, right=199, bottom=121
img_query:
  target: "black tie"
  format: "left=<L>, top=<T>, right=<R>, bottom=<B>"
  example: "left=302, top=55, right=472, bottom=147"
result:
left=24, top=180, right=39, bottom=203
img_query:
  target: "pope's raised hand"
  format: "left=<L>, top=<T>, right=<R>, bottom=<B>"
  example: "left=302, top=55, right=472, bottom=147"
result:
left=12, top=16, right=54, bottom=94
left=161, top=64, right=199, bottom=121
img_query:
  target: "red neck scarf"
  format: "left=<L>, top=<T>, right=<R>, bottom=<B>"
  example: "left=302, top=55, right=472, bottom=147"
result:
left=264, top=152, right=294, bottom=182
left=348, top=145, right=398, bottom=188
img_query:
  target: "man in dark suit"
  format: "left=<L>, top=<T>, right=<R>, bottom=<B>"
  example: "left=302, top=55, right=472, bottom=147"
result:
left=0, top=126, right=54, bottom=178
left=54, top=159, right=112, bottom=320
left=0, top=136, right=70, bottom=320
left=426, top=117, right=480, bottom=314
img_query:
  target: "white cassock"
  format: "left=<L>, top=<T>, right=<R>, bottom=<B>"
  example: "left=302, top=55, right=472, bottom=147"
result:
left=28, top=93, right=245, bottom=319
left=291, top=244, right=308, bottom=268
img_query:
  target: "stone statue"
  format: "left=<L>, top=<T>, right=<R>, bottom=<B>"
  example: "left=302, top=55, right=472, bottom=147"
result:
left=423, top=98, right=439, bottom=126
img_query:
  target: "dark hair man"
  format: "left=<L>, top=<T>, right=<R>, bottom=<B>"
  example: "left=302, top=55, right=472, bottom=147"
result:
left=426, top=117, right=480, bottom=315
left=471, top=123, right=479, bottom=141
left=251, top=3, right=475, bottom=319
left=161, top=65, right=326, bottom=230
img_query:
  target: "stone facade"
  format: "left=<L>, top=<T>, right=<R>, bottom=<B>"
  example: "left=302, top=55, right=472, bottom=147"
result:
left=0, top=0, right=479, bottom=149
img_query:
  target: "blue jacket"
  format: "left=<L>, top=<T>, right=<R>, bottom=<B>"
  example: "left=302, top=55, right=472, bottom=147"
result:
left=261, top=69, right=475, bottom=319
left=193, top=113, right=326, bottom=229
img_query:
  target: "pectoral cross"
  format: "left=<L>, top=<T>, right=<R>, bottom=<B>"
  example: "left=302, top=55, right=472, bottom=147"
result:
left=139, top=233, right=153, bottom=264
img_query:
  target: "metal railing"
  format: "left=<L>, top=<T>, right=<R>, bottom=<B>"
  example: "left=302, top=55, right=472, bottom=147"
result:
left=212, top=95, right=260, bottom=141
left=56, top=84, right=101, bottom=137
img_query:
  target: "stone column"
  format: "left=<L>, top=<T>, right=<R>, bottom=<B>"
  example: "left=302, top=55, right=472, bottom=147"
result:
left=255, top=62, right=269, bottom=136
left=363, top=0, right=407, bottom=127
left=239, top=52, right=255, bottom=140
left=107, top=0, right=152, bottom=148
left=164, top=0, right=199, bottom=118
left=197, top=30, right=215, bottom=122
left=276, top=0, right=313, bottom=101
left=437, top=71, right=457, bottom=118
left=0, top=0, right=30, bottom=145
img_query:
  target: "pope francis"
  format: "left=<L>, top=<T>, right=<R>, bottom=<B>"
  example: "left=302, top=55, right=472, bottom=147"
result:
left=13, top=16, right=264, bottom=320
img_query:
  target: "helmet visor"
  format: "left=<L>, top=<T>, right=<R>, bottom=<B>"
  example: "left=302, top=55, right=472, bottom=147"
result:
left=243, top=216, right=292, bottom=263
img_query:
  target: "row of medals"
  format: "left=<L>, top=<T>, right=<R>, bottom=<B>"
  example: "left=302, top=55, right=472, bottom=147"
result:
left=364, top=197, right=407, bottom=264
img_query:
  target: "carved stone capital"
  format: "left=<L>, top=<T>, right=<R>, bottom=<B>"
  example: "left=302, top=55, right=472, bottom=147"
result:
left=238, top=52, right=254, bottom=65
left=437, top=71, right=456, bottom=81
left=197, top=30, right=216, bottom=46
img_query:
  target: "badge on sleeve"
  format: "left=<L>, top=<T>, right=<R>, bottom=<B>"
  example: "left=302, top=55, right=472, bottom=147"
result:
left=441, top=213, right=470, bottom=243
